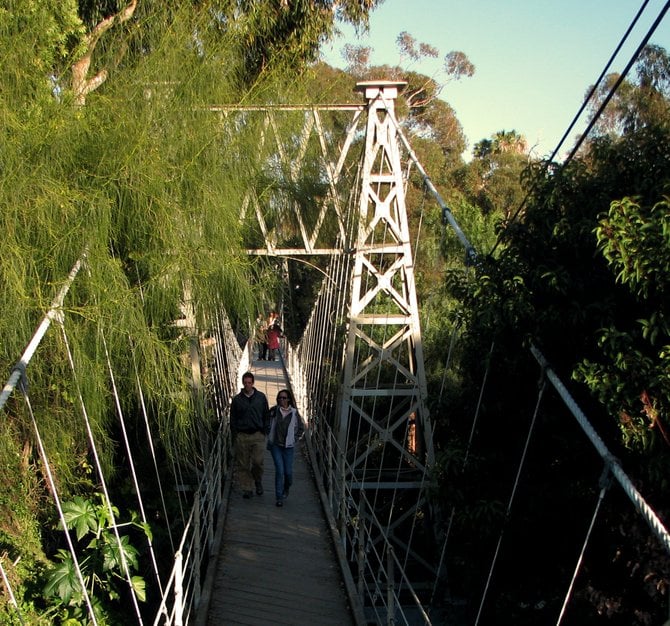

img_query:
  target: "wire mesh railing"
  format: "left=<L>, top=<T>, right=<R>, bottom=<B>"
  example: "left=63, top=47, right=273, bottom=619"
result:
left=286, top=338, right=435, bottom=625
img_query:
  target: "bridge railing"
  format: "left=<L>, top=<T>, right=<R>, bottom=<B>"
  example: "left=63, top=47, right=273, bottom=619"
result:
left=152, top=305, right=241, bottom=625
left=152, top=419, right=229, bottom=625
left=0, top=257, right=241, bottom=625
left=285, top=341, right=434, bottom=625
left=275, top=100, right=670, bottom=623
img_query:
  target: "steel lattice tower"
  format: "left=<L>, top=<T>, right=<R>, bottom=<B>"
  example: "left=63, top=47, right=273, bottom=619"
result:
left=338, top=81, right=435, bottom=501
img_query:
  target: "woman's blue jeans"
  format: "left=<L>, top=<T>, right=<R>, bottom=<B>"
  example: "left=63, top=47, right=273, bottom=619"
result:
left=269, top=444, right=295, bottom=500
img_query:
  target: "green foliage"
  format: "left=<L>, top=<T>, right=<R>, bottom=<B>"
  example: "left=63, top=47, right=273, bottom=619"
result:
left=0, top=0, right=84, bottom=102
left=1, top=2, right=258, bottom=487
left=0, top=0, right=385, bottom=619
left=335, top=28, right=473, bottom=168
left=209, top=0, right=382, bottom=83
left=43, top=495, right=148, bottom=622
left=459, top=130, right=529, bottom=218
left=61, top=497, right=99, bottom=541
left=575, top=198, right=670, bottom=452
left=586, top=44, right=670, bottom=136
left=4, top=2, right=667, bottom=623
left=404, top=86, right=466, bottom=167
left=433, top=44, right=670, bottom=621
left=597, top=197, right=670, bottom=300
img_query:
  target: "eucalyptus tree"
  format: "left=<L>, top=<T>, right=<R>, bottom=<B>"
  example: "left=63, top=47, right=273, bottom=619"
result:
left=340, top=29, right=473, bottom=165
left=585, top=43, right=670, bottom=136
left=335, top=30, right=475, bottom=242
left=457, top=129, right=530, bottom=218
left=212, top=0, right=383, bottom=82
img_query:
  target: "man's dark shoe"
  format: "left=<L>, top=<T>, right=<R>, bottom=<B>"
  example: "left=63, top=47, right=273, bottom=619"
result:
left=255, top=481, right=264, bottom=495
left=276, top=500, right=283, bottom=507
left=242, top=491, right=253, bottom=499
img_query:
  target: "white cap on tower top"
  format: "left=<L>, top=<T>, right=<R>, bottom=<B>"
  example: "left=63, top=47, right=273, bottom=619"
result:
left=355, top=80, right=407, bottom=101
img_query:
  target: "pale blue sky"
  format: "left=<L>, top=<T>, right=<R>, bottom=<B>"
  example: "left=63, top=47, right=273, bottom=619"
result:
left=321, top=0, right=670, bottom=160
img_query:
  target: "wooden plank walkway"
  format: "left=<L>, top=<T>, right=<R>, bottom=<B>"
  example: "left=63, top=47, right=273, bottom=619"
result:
left=199, top=356, right=356, bottom=626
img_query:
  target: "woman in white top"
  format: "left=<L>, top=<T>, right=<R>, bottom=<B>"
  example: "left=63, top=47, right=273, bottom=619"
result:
left=266, top=389, right=305, bottom=507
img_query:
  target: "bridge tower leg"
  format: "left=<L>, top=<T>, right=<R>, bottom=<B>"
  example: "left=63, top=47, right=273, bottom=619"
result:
left=338, top=80, right=434, bottom=510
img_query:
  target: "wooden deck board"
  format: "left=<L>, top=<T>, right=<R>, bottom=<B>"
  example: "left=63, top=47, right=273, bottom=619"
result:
left=204, top=358, right=355, bottom=626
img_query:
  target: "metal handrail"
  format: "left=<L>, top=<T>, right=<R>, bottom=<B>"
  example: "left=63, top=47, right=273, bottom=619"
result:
left=285, top=341, right=433, bottom=625
left=0, top=258, right=240, bottom=625
left=153, top=307, right=240, bottom=624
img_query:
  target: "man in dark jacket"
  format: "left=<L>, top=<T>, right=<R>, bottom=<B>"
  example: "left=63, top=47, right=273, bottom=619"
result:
left=230, top=371, right=270, bottom=498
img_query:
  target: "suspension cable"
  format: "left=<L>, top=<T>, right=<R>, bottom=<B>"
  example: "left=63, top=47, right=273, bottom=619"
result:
left=0, top=554, right=24, bottom=624
left=378, top=95, right=476, bottom=265
left=131, top=343, right=176, bottom=553
left=398, top=448, right=431, bottom=596
left=465, top=340, right=495, bottom=466
left=564, top=1, right=670, bottom=163
left=491, top=0, right=670, bottom=256
left=531, top=344, right=670, bottom=554
left=412, top=177, right=428, bottom=265
left=475, top=376, right=547, bottom=625
left=0, top=255, right=85, bottom=413
left=19, top=383, right=99, bottom=625
left=60, top=324, right=145, bottom=624
left=548, top=0, right=653, bottom=163
left=556, top=465, right=612, bottom=625
left=101, top=330, right=165, bottom=595
left=437, top=316, right=461, bottom=405
left=430, top=338, right=496, bottom=606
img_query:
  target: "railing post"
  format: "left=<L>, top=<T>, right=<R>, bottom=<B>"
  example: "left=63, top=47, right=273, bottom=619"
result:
left=194, top=492, right=202, bottom=605
left=387, top=546, right=395, bottom=626
left=175, top=551, right=184, bottom=626
left=327, top=431, right=333, bottom=511
left=357, top=497, right=366, bottom=597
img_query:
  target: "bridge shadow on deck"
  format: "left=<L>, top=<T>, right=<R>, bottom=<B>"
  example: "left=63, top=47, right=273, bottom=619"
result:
left=200, top=356, right=356, bottom=626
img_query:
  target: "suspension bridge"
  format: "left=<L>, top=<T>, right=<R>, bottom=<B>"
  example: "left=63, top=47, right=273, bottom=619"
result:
left=2, top=81, right=669, bottom=625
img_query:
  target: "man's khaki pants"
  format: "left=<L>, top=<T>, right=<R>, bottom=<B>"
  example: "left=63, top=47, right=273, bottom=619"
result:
left=234, top=431, right=265, bottom=492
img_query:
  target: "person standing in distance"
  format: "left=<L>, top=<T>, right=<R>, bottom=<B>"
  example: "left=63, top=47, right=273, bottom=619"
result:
left=230, top=371, right=270, bottom=498
left=267, top=389, right=305, bottom=507
left=266, top=321, right=283, bottom=361
left=254, top=314, right=268, bottom=361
